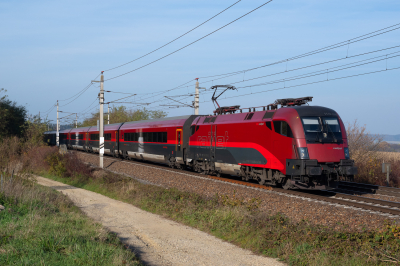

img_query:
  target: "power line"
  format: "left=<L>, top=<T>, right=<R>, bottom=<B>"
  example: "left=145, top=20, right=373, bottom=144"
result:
left=107, top=24, right=400, bottom=108
left=221, top=66, right=400, bottom=101
left=76, top=97, right=99, bottom=115
left=59, top=73, right=101, bottom=102
left=59, top=83, right=94, bottom=107
left=196, top=22, right=400, bottom=80
left=104, top=0, right=242, bottom=72
left=105, top=0, right=274, bottom=81
left=134, top=49, right=392, bottom=108
left=199, top=45, right=400, bottom=86
left=236, top=53, right=400, bottom=89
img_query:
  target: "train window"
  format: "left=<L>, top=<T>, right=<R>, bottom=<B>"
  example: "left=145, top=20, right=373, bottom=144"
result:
left=90, top=134, right=100, bottom=140
left=125, top=132, right=167, bottom=142
left=273, top=121, right=293, bottom=138
left=124, top=132, right=139, bottom=141
left=265, top=121, right=272, bottom=130
left=70, top=134, right=76, bottom=140
left=104, top=133, right=111, bottom=141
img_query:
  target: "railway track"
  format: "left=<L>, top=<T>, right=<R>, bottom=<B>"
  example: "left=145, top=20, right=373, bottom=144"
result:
left=336, top=181, right=400, bottom=197
left=75, top=151, right=400, bottom=218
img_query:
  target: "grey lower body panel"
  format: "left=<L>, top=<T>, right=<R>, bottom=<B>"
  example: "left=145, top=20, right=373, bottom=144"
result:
left=127, top=151, right=165, bottom=163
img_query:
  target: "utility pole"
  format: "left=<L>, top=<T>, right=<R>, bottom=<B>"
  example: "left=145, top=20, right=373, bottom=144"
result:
left=75, top=113, right=77, bottom=128
left=93, top=71, right=105, bottom=168
left=194, top=78, right=206, bottom=115
left=99, top=72, right=104, bottom=168
left=56, top=101, right=59, bottom=146
left=107, top=103, right=110, bottom=125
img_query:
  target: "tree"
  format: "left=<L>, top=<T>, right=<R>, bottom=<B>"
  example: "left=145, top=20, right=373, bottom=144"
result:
left=346, top=120, right=384, bottom=162
left=0, top=89, right=27, bottom=140
left=78, top=105, right=168, bottom=127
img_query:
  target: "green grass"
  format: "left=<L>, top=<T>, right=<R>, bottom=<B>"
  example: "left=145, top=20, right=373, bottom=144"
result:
left=0, top=176, right=141, bottom=266
left=40, top=169, right=400, bottom=266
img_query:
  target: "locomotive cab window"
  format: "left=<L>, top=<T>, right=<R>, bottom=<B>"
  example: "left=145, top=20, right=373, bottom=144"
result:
left=273, top=121, right=293, bottom=138
left=301, top=117, right=342, bottom=143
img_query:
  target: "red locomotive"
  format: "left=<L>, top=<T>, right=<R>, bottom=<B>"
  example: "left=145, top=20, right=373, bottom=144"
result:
left=44, top=96, right=357, bottom=190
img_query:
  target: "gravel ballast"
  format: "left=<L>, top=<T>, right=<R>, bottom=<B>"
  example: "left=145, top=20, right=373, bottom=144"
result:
left=76, top=152, right=399, bottom=231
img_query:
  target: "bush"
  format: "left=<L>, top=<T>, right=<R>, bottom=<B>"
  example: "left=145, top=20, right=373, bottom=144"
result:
left=347, top=120, right=400, bottom=187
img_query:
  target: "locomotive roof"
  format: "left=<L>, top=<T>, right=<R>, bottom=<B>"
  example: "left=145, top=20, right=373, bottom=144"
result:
left=286, top=106, right=337, bottom=117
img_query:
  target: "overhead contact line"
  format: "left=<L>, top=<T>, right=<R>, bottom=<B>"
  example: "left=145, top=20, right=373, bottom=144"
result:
left=104, top=0, right=243, bottom=72
left=105, top=0, right=274, bottom=81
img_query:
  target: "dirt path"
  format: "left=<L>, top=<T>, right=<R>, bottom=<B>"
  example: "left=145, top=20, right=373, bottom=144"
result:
left=36, top=176, right=284, bottom=266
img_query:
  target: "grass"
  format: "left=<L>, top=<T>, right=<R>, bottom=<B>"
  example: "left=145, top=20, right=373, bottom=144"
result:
left=39, top=167, right=400, bottom=266
left=0, top=174, right=141, bottom=266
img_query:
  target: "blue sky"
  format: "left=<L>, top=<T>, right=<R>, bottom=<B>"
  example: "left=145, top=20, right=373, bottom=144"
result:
left=1, top=0, right=399, bottom=134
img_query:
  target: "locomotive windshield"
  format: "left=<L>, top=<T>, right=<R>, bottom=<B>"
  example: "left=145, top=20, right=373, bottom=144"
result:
left=301, top=117, right=342, bottom=143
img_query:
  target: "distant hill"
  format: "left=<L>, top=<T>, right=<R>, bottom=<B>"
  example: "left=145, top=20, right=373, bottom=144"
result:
left=382, top=134, right=400, bottom=142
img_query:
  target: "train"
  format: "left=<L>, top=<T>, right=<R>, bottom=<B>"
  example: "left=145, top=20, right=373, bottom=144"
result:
left=44, top=96, right=357, bottom=190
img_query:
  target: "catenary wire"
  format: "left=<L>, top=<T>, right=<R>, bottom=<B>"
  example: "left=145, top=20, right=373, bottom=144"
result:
left=196, top=23, right=400, bottom=80
left=199, top=45, right=400, bottom=86
left=127, top=48, right=400, bottom=108
left=235, top=53, right=400, bottom=89
left=59, top=73, right=101, bottom=102
left=105, top=0, right=274, bottom=81
left=104, top=0, right=242, bottom=72
left=148, top=66, right=400, bottom=109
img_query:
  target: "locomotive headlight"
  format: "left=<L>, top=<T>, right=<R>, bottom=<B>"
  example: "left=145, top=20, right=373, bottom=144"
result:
left=298, top=147, right=309, bottom=159
left=344, top=147, right=350, bottom=159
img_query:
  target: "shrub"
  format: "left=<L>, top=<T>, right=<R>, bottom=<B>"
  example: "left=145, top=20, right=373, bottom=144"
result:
left=347, top=120, right=399, bottom=187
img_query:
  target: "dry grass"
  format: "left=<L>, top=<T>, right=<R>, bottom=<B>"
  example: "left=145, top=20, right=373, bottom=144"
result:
left=376, top=152, right=400, bottom=162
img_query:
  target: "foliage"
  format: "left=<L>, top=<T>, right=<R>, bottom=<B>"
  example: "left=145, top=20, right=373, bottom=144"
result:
left=0, top=175, right=140, bottom=265
left=0, top=114, right=49, bottom=174
left=0, top=89, right=27, bottom=140
left=79, top=105, right=167, bottom=127
left=346, top=120, right=399, bottom=187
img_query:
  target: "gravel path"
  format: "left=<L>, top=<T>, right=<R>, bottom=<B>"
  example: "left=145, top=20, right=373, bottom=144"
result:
left=36, top=176, right=284, bottom=266
left=77, top=152, right=399, bottom=231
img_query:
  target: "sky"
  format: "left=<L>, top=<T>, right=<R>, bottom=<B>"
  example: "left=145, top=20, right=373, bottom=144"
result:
left=1, top=0, right=399, bottom=134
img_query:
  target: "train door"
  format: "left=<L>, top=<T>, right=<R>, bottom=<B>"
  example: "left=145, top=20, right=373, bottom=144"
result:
left=175, top=129, right=182, bottom=152
left=210, top=124, right=216, bottom=160
left=114, top=131, right=118, bottom=154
